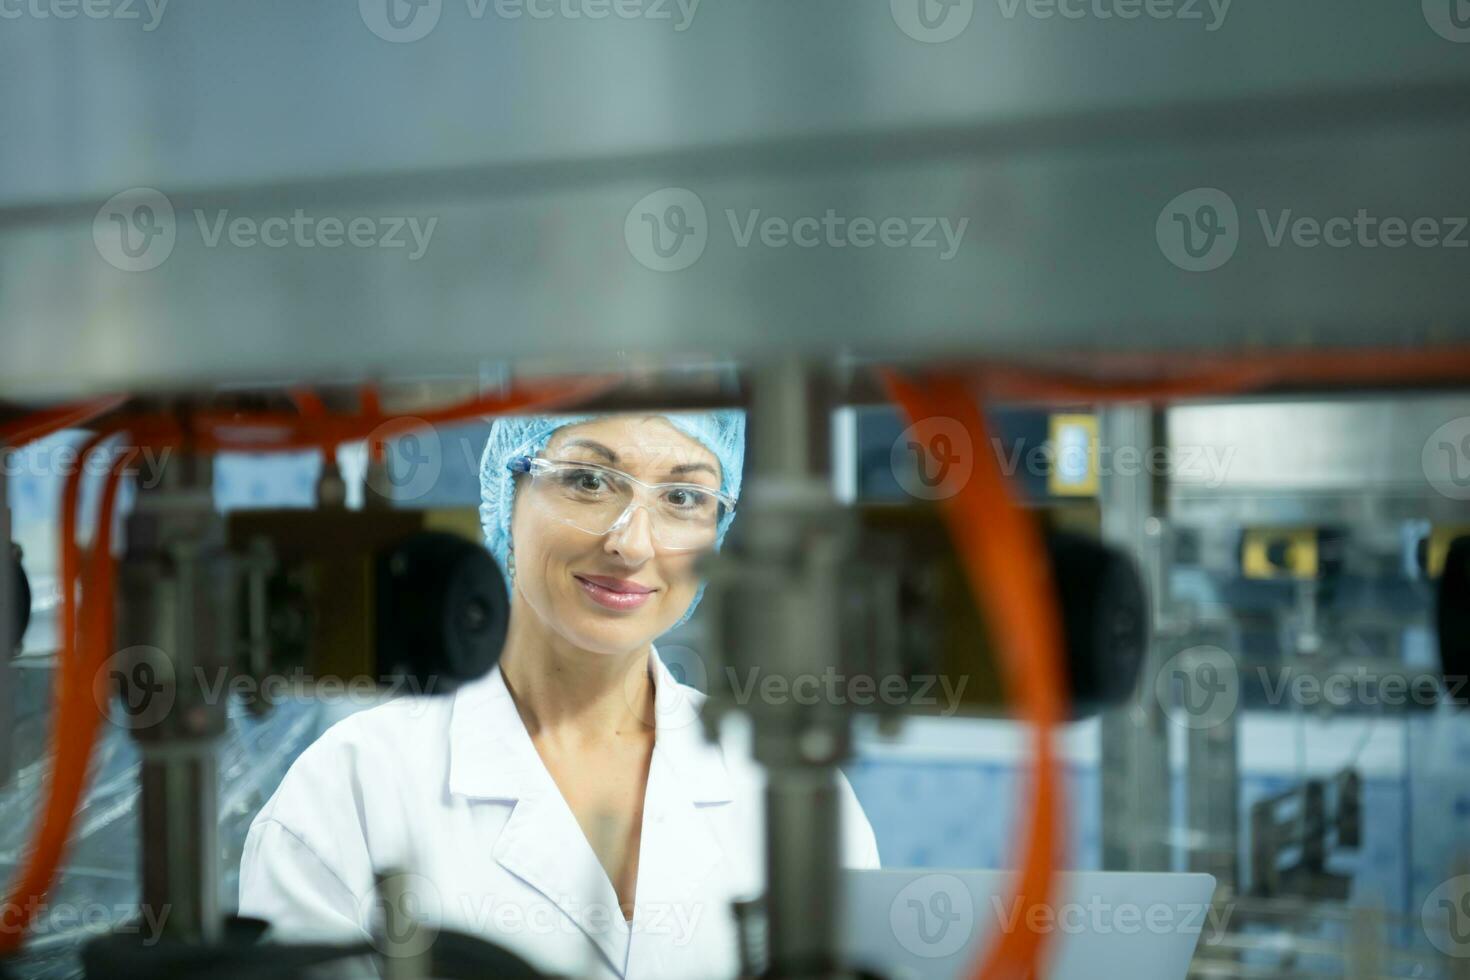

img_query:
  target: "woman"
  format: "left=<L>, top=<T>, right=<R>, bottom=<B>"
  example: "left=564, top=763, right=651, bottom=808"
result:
left=239, top=410, right=880, bottom=979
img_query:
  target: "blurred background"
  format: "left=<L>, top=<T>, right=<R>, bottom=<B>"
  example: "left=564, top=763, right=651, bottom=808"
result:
left=3, top=1, right=1470, bottom=977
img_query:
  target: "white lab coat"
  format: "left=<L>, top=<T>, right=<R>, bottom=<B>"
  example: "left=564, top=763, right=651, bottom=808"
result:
left=238, top=644, right=880, bottom=978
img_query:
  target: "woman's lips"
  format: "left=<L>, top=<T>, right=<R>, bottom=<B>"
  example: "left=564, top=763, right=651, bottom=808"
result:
left=574, top=575, right=655, bottom=611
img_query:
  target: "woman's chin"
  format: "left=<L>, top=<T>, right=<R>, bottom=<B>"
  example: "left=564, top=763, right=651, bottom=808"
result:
left=559, top=607, right=660, bottom=655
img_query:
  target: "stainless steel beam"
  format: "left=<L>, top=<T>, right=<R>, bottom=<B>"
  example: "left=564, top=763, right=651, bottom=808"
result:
left=1, top=2, right=1468, bottom=396
left=1098, top=404, right=1172, bottom=871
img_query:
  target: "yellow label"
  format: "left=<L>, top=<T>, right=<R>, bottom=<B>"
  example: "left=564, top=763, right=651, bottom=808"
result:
left=1048, top=414, right=1099, bottom=497
left=1242, top=528, right=1319, bottom=579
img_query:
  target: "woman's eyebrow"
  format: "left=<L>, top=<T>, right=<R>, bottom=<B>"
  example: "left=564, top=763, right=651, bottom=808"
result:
left=668, top=461, right=719, bottom=481
left=558, top=438, right=618, bottom=463
left=561, top=438, right=718, bottom=481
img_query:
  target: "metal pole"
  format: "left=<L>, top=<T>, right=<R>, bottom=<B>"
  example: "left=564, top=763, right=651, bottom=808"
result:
left=1098, top=404, right=1174, bottom=872
left=119, top=449, right=232, bottom=942
left=710, top=356, right=857, bottom=979
left=0, top=445, right=16, bottom=788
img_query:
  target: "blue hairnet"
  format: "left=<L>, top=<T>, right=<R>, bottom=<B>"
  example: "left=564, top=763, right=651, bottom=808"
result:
left=479, top=410, right=745, bottom=631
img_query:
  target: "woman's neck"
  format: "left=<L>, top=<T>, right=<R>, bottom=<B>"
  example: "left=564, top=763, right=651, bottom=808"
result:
left=497, top=593, right=655, bottom=746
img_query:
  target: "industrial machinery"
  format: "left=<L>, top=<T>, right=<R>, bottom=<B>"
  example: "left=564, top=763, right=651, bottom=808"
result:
left=3, top=1, right=1470, bottom=978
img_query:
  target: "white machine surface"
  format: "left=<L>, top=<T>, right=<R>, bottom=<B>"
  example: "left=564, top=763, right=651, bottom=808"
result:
left=842, top=869, right=1219, bottom=980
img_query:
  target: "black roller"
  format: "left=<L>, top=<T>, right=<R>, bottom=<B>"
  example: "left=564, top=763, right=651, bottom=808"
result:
left=1048, top=531, right=1149, bottom=717
left=376, top=531, right=510, bottom=693
left=1438, top=535, right=1470, bottom=708
left=5, top=544, right=29, bottom=657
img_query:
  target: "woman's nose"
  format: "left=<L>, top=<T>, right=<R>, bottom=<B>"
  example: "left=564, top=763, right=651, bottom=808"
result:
left=604, top=503, right=656, bottom=561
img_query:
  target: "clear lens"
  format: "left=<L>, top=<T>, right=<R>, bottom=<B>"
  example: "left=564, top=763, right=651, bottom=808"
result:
left=524, top=460, right=726, bottom=551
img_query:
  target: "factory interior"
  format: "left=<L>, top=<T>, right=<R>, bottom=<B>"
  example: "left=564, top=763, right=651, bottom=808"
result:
left=2, top=2, right=1469, bottom=978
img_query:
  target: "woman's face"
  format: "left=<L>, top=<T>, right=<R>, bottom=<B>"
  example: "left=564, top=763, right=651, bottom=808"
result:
left=507, top=415, right=723, bottom=655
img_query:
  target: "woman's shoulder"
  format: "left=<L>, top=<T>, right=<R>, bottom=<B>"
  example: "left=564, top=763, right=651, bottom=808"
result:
left=252, top=690, right=456, bottom=833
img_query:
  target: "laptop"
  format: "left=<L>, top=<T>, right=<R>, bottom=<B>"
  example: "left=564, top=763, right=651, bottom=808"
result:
left=842, top=870, right=1218, bottom=980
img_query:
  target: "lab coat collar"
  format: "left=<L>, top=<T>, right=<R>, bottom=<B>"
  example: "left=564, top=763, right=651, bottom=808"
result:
left=447, top=643, right=731, bottom=804
left=445, top=643, right=732, bottom=977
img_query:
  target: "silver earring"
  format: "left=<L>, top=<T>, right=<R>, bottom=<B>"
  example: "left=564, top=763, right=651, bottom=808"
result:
left=507, top=549, right=516, bottom=584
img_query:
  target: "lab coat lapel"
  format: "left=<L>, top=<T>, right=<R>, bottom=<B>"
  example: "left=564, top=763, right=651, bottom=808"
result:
left=449, top=666, right=631, bottom=976
left=445, top=646, right=735, bottom=976
left=632, top=646, right=731, bottom=924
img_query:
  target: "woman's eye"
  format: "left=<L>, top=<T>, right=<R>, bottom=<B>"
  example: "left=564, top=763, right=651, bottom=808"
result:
left=560, top=468, right=606, bottom=492
left=666, top=488, right=709, bottom=510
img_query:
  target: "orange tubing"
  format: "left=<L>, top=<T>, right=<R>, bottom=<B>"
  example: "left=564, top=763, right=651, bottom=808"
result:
left=0, top=372, right=615, bottom=952
left=880, top=368, right=1069, bottom=980
left=947, top=344, right=1470, bottom=405
left=0, top=439, right=129, bottom=950
left=0, top=397, right=128, bottom=449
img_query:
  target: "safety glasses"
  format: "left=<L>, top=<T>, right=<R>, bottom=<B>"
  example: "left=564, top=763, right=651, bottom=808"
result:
left=508, top=455, right=735, bottom=552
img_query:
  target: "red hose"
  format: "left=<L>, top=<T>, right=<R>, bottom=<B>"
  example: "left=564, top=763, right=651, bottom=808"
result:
left=0, top=440, right=129, bottom=950
left=881, top=368, right=1069, bottom=980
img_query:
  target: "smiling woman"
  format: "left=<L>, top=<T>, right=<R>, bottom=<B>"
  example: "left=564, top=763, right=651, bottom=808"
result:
left=237, top=410, right=881, bottom=980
